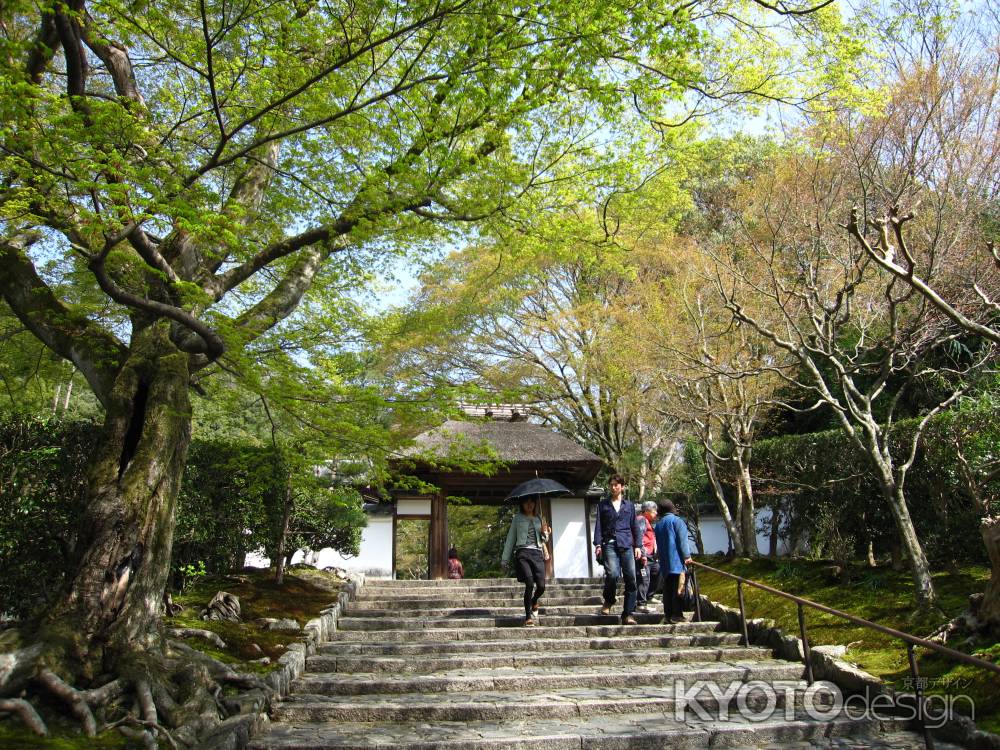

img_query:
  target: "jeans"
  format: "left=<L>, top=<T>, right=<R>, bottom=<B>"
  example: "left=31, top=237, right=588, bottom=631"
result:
left=601, top=541, right=637, bottom=616
left=637, top=557, right=659, bottom=606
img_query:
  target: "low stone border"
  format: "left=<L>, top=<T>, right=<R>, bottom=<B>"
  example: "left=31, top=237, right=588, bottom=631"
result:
left=696, top=595, right=1000, bottom=750
left=196, top=573, right=366, bottom=750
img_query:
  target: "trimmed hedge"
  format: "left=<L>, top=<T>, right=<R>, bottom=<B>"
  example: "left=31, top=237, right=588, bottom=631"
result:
left=750, top=400, right=999, bottom=565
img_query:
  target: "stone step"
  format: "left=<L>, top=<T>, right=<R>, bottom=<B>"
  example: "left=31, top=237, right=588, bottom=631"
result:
left=318, top=631, right=738, bottom=656
left=252, top=576, right=949, bottom=750
left=324, top=621, right=716, bottom=643
left=358, top=582, right=602, bottom=597
left=345, top=603, right=673, bottom=618
left=349, top=590, right=602, bottom=612
left=249, top=713, right=940, bottom=750
left=306, top=645, right=775, bottom=674
left=270, top=679, right=826, bottom=723
left=364, top=577, right=600, bottom=587
left=293, top=659, right=806, bottom=696
left=337, top=612, right=682, bottom=630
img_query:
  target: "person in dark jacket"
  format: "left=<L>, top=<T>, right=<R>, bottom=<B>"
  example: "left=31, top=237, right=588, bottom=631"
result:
left=502, top=496, right=551, bottom=626
left=654, top=500, right=693, bottom=624
left=593, top=474, right=642, bottom=624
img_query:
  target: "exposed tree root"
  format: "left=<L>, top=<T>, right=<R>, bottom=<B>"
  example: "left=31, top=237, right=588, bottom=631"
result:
left=110, top=715, right=179, bottom=750
left=0, top=637, right=275, bottom=746
left=168, top=627, right=227, bottom=649
left=0, top=698, right=47, bottom=736
left=83, top=677, right=127, bottom=705
left=37, top=668, right=98, bottom=736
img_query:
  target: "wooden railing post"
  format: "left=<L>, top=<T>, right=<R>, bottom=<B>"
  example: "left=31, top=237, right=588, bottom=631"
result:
left=736, top=580, right=750, bottom=646
left=690, top=566, right=702, bottom=622
left=797, top=602, right=814, bottom=684
left=907, top=643, right=936, bottom=750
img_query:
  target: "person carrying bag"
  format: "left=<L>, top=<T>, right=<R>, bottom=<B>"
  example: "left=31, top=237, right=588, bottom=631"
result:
left=653, top=500, right=694, bottom=624
left=501, top=496, right=550, bottom=626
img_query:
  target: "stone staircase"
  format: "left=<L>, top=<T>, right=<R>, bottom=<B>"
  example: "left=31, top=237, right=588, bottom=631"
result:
left=249, top=578, right=957, bottom=750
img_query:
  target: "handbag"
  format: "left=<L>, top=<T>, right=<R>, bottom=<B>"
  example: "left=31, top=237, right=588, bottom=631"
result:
left=678, top=569, right=696, bottom=612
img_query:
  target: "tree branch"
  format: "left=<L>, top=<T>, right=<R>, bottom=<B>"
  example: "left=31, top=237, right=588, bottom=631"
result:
left=0, top=235, right=126, bottom=407
left=848, top=206, right=1000, bottom=346
left=85, top=247, right=225, bottom=360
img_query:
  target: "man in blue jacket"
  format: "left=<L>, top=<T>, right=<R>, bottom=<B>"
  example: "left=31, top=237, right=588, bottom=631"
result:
left=654, top=500, right=694, bottom=624
left=593, top=474, right=642, bottom=625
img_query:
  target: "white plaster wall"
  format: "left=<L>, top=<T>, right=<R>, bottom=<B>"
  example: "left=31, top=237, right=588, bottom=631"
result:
left=696, top=510, right=790, bottom=555
left=243, top=516, right=395, bottom=577
left=396, top=498, right=432, bottom=516
left=696, top=516, right=732, bottom=555
left=315, top=516, right=394, bottom=575
left=550, top=497, right=590, bottom=578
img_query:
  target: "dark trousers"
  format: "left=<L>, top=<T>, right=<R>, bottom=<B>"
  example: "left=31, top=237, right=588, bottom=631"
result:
left=601, top=541, right=637, bottom=616
left=514, top=548, right=546, bottom=618
left=662, top=572, right=683, bottom=620
left=637, top=557, right=659, bottom=605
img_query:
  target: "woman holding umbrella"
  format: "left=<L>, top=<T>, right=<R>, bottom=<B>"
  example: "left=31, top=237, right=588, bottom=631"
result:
left=501, top=495, right=551, bottom=626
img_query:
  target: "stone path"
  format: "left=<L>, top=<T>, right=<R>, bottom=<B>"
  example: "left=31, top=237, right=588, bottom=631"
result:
left=249, top=578, right=959, bottom=750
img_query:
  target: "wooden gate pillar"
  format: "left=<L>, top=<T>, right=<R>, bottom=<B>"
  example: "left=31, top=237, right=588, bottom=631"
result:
left=429, top=493, right=449, bottom=579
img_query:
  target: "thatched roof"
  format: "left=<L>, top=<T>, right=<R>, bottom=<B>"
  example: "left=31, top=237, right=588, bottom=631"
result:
left=396, top=420, right=604, bottom=502
left=411, top=420, right=602, bottom=463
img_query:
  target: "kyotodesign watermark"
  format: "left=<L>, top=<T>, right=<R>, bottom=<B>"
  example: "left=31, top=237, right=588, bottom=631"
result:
left=674, top=679, right=975, bottom=729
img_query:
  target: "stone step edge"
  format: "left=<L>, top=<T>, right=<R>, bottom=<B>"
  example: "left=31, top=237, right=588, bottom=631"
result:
left=248, top=715, right=911, bottom=750
left=297, top=657, right=802, bottom=680
left=258, top=714, right=919, bottom=750
left=291, top=661, right=807, bottom=695
left=271, top=688, right=820, bottom=723
left=316, top=633, right=741, bottom=655
left=305, top=647, right=777, bottom=674
left=359, top=581, right=604, bottom=588
left=348, top=600, right=608, bottom=609
left=323, top=622, right=717, bottom=641
left=345, top=606, right=673, bottom=616
left=336, top=615, right=690, bottom=629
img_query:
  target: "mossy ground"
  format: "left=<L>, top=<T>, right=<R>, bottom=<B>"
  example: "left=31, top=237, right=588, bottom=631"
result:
left=0, top=566, right=343, bottom=746
left=168, top=566, right=344, bottom=671
left=694, top=557, right=999, bottom=732
left=0, top=724, right=132, bottom=749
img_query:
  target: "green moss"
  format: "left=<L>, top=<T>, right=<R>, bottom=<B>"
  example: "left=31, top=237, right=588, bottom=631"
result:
left=167, top=568, right=342, bottom=673
left=0, top=724, right=133, bottom=749
left=695, top=558, right=998, bottom=732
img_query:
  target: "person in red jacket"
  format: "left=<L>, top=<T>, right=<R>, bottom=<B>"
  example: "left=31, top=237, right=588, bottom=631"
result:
left=635, top=501, right=658, bottom=613
left=447, top=547, right=464, bottom=579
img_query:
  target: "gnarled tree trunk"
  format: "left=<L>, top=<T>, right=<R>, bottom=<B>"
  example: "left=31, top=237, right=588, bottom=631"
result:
left=41, top=325, right=192, bottom=674
left=979, top=515, right=1000, bottom=632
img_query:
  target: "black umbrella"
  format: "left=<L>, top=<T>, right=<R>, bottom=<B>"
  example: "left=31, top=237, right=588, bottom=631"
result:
left=505, top=477, right=571, bottom=502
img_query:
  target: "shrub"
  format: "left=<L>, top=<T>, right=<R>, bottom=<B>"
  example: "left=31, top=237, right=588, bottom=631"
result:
left=0, top=419, right=365, bottom=618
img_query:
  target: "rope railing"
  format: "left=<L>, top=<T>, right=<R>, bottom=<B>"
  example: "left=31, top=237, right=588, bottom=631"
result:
left=687, top=559, right=1000, bottom=750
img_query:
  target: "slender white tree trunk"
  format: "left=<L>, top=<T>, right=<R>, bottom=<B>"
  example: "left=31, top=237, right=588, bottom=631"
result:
left=704, top=448, right=743, bottom=556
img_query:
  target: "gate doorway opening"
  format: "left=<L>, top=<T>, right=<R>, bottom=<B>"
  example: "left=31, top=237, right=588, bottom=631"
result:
left=394, top=517, right=430, bottom=580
